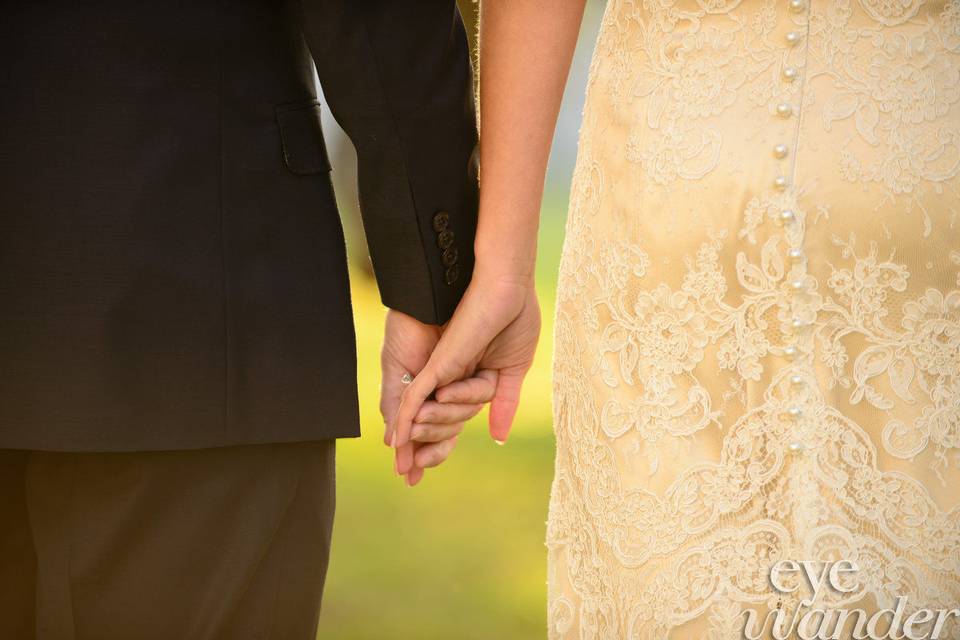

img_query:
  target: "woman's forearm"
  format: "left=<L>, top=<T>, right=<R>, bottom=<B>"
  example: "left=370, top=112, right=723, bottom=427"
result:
left=475, top=0, right=586, bottom=284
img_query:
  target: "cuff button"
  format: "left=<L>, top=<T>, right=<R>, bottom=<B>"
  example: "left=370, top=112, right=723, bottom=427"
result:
left=432, top=211, right=450, bottom=233
left=441, top=247, right=459, bottom=267
left=444, top=264, right=460, bottom=285
left=437, top=229, right=455, bottom=250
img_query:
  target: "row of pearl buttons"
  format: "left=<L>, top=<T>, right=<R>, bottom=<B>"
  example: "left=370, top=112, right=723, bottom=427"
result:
left=776, top=0, right=810, bottom=454
left=773, top=24, right=803, bottom=191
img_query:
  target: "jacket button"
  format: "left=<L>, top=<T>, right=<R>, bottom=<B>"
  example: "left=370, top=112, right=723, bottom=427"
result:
left=432, top=211, right=450, bottom=233
left=444, top=264, right=460, bottom=285
left=441, top=247, right=459, bottom=267
left=437, top=229, right=455, bottom=249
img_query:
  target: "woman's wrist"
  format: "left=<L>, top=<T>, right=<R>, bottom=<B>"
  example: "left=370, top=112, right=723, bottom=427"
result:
left=472, top=244, right=537, bottom=290
left=473, top=220, right=538, bottom=286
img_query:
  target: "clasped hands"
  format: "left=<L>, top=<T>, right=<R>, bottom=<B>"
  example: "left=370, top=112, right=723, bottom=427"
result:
left=380, top=271, right=541, bottom=486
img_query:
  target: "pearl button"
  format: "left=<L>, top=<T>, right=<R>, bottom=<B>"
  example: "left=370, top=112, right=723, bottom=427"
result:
left=774, top=175, right=789, bottom=190
left=790, top=317, right=807, bottom=331
left=784, top=345, right=799, bottom=359
left=783, top=66, right=799, bottom=81
left=789, top=0, right=805, bottom=12
left=780, top=209, right=796, bottom=222
left=788, top=248, right=805, bottom=262
left=790, top=278, right=805, bottom=290
left=776, top=102, right=793, bottom=117
left=788, top=441, right=806, bottom=453
left=790, top=374, right=804, bottom=386
left=786, top=31, right=802, bottom=46
left=787, top=406, right=803, bottom=419
left=773, top=143, right=789, bottom=158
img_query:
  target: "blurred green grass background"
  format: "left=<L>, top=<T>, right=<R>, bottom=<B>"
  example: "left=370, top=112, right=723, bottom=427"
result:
left=315, top=192, right=568, bottom=640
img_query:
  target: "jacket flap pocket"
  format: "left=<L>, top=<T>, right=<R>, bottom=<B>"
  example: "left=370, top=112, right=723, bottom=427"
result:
left=276, top=100, right=331, bottom=175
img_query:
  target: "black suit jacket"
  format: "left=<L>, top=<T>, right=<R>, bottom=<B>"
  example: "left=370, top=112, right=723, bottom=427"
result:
left=0, top=0, right=479, bottom=450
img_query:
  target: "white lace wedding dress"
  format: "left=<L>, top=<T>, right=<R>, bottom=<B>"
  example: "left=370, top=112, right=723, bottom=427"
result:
left=547, top=0, right=960, bottom=637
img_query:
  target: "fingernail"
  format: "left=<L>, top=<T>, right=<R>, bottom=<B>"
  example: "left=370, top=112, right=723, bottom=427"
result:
left=410, top=425, right=422, bottom=440
left=494, top=439, right=506, bottom=446
left=390, top=431, right=397, bottom=449
left=405, top=474, right=414, bottom=487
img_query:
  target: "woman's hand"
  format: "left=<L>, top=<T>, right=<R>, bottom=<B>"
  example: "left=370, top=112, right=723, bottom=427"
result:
left=380, top=309, right=497, bottom=486
left=392, top=270, right=541, bottom=477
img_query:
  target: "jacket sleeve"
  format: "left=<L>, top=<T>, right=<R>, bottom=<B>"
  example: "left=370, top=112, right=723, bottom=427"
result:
left=297, top=0, right=479, bottom=325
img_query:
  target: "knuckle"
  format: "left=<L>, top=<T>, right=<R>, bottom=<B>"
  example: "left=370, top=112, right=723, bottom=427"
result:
left=438, top=388, right=457, bottom=403
left=413, top=426, right=433, bottom=442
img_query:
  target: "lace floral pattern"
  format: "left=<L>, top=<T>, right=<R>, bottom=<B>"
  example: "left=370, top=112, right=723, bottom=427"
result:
left=547, top=0, right=960, bottom=637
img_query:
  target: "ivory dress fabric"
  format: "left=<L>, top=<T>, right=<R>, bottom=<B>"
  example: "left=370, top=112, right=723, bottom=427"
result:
left=547, top=0, right=960, bottom=636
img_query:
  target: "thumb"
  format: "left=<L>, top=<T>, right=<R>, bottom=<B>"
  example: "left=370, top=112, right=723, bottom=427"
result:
left=488, top=366, right=528, bottom=445
left=393, top=363, right=440, bottom=453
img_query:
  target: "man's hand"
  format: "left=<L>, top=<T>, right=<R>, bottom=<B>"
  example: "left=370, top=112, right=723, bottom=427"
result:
left=392, top=272, right=541, bottom=477
left=380, top=310, right=494, bottom=486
